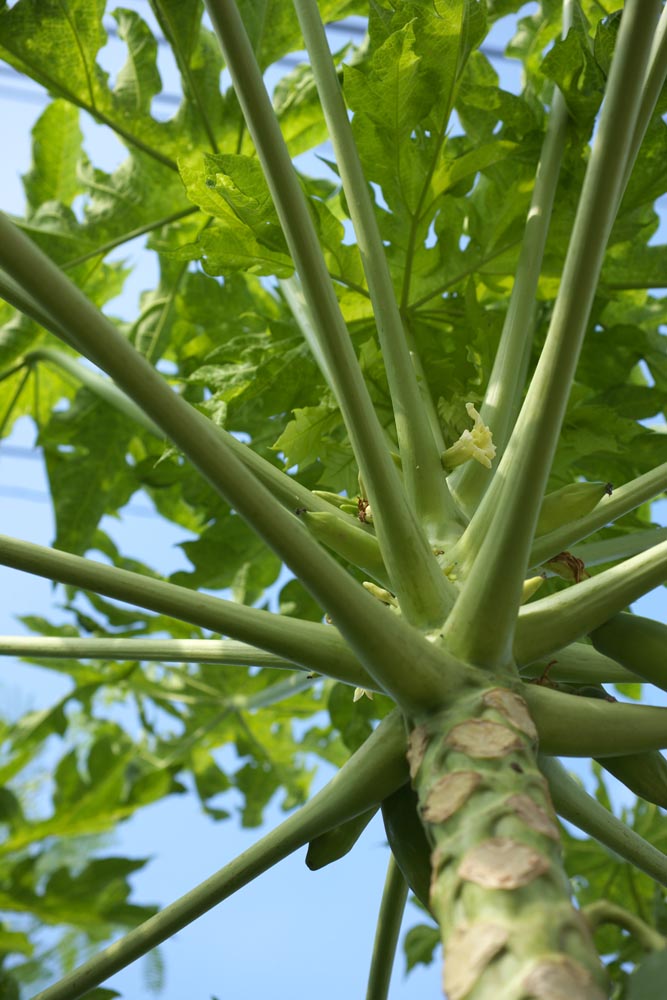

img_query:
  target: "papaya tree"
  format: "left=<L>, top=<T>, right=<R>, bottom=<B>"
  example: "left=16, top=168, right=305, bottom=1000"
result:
left=2, top=0, right=667, bottom=997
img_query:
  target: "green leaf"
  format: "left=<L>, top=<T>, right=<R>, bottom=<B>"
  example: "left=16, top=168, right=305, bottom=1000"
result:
left=0, top=0, right=109, bottom=107
left=0, top=0, right=176, bottom=169
left=404, top=922, right=440, bottom=971
left=40, top=391, right=139, bottom=556
left=345, top=0, right=487, bottom=215
left=175, top=153, right=294, bottom=276
left=626, top=950, right=667, bottom=1000
left=22, top=100, right=84, bottom=211
left=0, top=790, right=24, bottom=831
left=273, top=60, right=330, bottom=156
left=562, top=774, right=667, bottom=966
left=172, top=508, right=282, bottom=605
left=541, top=15, right=606, bottom=134
left=0, top=925, right=33, bottom=958
left=191, top=747, right=232, bottom=805
left=0, top=852, right=156, bottom=931
left=112, top=8, right=162, bottom=115
left=170, top=219, right=294, bottom=277
left=149, top=0, right=226, bottom=151
left=327, top=682, right=392, bottom=753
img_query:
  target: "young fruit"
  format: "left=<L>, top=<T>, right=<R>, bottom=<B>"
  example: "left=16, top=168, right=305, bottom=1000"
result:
left=381, top=783, right=432, bottom=912
left=597, top=751, right=667, bottom=809
left=590, top=613, right=667, bottom=692
left=312, top=490, right=353, bottom=509
left=535, top=481, right=613, bottom=538
left=297, top=509, right=391, bottom=588
left=306, top=807, right=378, bottom=870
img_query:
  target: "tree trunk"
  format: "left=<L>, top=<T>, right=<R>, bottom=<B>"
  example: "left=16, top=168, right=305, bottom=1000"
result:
left=410, top=684, right=608, bottom=999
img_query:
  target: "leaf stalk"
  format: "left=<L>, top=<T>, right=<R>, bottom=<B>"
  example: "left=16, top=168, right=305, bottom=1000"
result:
left=365, top=854, right=408, bottom=1000
left=32, top=711, right=409, bottom=1000
left=0, top=214, right=458, bottom=712
left=516, top=539, right=667, bottom=665
left=204, top=0, right=456, bottom=628
left=293, top=0, right=460, bottom=542
left=541, top=755, right=667, bottom=887
left=441, top=0, right=661, bottom=669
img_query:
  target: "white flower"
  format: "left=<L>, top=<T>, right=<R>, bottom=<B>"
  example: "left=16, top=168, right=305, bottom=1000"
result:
left=353, top=687, right=374, bottom=702
left=442, top=402, right=496, bottom=472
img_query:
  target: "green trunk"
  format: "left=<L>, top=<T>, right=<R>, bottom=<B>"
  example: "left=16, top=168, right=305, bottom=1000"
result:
left=409, top=686, right=608, bottom=999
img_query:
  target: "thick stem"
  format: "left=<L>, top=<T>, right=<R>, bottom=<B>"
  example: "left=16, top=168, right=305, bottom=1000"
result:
left=582, top=900, right=666, bottom=952
left=591, top=613, right=667, bottom=692
left=571, top=528, right=667, bottom=569
left=449, top=1, right=573, bottom=516
left=409, top=685, right=608, bottom=1000
left=365, top=854, right=408, bottom=1000
left=0, top=216, right=459, bottom=714
left=306, top=807, right=378, bottom=871
left=540, top=755, right=667, bottom=887
left=298, top=510, right=391, bottom=589
left=596, top=751, right=667, bottom=811
left=32, top=711, right=409, bottom=1000
left=0, top=533, right=368, bottom=688
left=204, top=0, right=456, bottom=628
left=518, top=642, right=638, bottom=687
left=293, top=0, right=459, bottom=542
left=624, top=3, right=667, bottom=190
left=0, top=531, right=469, bottom=714
left=25, top=348, right=165, bottom=436
left=530, top=462, right=667, bottom=567
left=442, top=1, right=661, bottom=669
left=0, top=636, right=297, bottom=670
left=524, top=683, right=667, bottom=757
left=516, top=540, right=667, bottom=666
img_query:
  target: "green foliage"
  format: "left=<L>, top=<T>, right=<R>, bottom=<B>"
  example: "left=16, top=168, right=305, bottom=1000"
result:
left=626, top=950, right=667, bottom=1000
left=404, top=920, right=441, bottom=972
left=1, top=1, right=667, bottom=998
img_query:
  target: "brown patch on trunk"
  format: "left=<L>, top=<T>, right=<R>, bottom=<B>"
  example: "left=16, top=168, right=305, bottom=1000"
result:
left=421, top=771, right=481, bottom=822
left=522, top=956, right=607, bottom=1000
left=446, top=719, right=524, bottom=758
left=407, top=725, right=429, bottom=779
left=459, top=837, right=550, bottom=889
left=443, top=923, right=509, bottom=1000
left=506, top=794, right=560, bottom=840
left=483, top=688, right=538, bottom=740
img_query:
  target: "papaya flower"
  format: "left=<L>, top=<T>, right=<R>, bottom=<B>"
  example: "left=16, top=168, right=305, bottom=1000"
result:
left=353, top=687, right=374, bottom=702
left=441, top=402, right=496, bottom=472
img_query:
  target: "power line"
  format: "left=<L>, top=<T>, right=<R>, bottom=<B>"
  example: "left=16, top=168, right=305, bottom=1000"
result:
left=0, top=445, right=41, bottom=460
left=0, top=17, right=511, bottom=111
left=0, top=446, right=162, bottom=519
left=0, top=482, right=160, bottom=520
left=0, top=447, right=159, bottom=519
